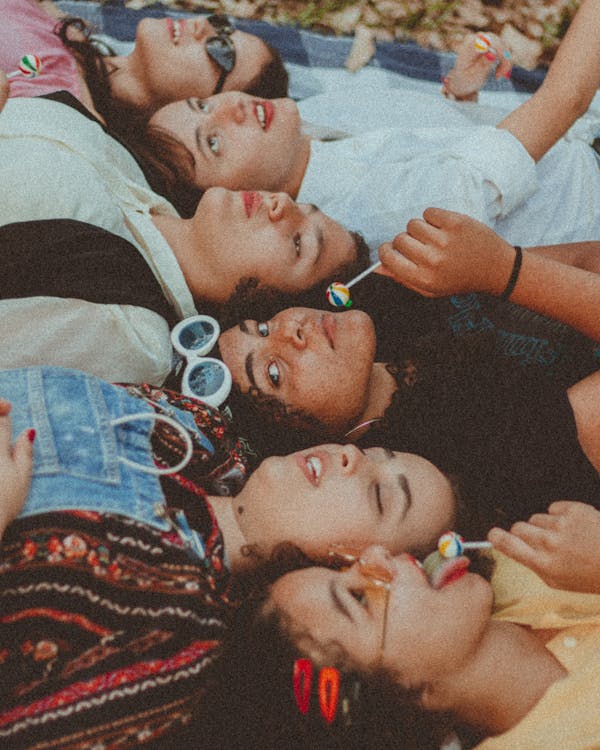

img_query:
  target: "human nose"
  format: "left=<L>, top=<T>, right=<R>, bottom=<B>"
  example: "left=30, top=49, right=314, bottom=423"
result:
left=267, top=192, right=295, bottom=222
left=213, top=96, right=246, bottom=125
left=274, top=315, right=306, bottom=351
left=358, top=545, right=394, bottom=585
left=340, top=444, right=363, bottom=476
left=192, top=17, right=212, bottom=41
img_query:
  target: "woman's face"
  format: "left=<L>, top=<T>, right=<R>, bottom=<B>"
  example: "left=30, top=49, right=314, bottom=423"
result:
left=237, top=445, right=455, bottom=558
left=149, top=93, right=306, bottom=192
left=218, top=308, right=376, bottom=433
left=132, top=17, right=273, bottom=103
left=189, top=188, right=358, bottom=301
left=270, top=546, right=492, bottom=681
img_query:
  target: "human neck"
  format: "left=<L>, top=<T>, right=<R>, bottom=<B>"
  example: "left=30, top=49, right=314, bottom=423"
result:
left=345, top=363, right=396, bottom=441
left=282, top=135, right=312, bottom=199
left=207, top=493, right=254, bottom=575
left=151, top=213, right=221, bottom=302
left=431, top=621, right=566, bottom=736
left=104, top=55, right=157, bottom=116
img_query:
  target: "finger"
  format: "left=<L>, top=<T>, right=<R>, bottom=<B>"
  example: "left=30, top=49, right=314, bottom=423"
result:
left=526, top=513, right=559, bottom=531
left=378, top=244, right=434, bottom=295
left=391, top=232, right=438, bottom=267
left=405, top=217, right=440, bottom=245
left=487, top=527, right=544, bottom=571
left=547, top=500, right=585, bottom=516
left=0, top=398, right=11, bottom=416
left=495, top=52, right=512, bottom=80
left=508, top=520, right=552, bottom=548
left=0, top=409, right=13, bottom=455
left=422, top=207, right=463, bottom=230
left=12, top=428, right=35, bottom=490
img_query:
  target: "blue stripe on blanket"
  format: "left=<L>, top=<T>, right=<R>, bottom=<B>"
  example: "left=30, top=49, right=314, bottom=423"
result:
left=56, top=0, right=545, bottom=93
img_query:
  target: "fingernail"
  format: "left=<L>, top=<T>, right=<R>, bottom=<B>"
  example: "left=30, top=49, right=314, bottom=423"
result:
left=485, top=51, right=496, bottom=62
left=504, top=69, right=512, bottom=80
left=27, top=429, right=36, bottom=443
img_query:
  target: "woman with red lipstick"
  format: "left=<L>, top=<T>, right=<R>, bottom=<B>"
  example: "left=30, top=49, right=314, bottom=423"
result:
left=189, top=542, right=600, bottom=750
left=1, top=0, right=287, bottom=213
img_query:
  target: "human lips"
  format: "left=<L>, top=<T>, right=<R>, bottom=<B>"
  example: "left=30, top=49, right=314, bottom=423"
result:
left=296, top=452, right=325, bottom=485
left=422, top=552, right=470, bottom=590
left=166, top=17, right=184, bottom=44
left=254, top=100, right=274, bottom=131
left=320, top=314, right=336, bottom=349
left=242, top=191, right=262, bottom=218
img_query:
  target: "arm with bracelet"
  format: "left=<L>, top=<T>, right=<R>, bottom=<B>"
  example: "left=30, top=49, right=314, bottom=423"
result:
left=377, top=207, right=600, bottom=344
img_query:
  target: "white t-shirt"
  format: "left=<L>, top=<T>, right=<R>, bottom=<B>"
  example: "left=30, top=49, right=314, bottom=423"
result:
left=297, top=101, right=600, bottom=258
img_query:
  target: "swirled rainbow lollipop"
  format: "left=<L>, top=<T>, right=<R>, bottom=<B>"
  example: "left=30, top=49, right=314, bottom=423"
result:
left=438, top=531, right=492, bottom=559
left=7, top=54, right=43, bottom=80
left=326, top=260, right=382, bottom=308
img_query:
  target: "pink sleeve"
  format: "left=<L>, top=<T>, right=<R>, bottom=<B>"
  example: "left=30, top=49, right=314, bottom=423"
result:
left=2, top=0, right=82, bottom=100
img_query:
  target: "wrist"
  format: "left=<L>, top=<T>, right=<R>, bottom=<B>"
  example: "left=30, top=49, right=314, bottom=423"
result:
left=441, top=70, right=479, bottom=102
left=498, top=245, right=523, bottom=301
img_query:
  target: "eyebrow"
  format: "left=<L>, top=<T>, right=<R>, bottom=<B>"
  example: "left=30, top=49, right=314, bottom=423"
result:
left=244, top=351, right=257, bottom=390
left=329, top=580, right=354, bottom=622
left=314, top=225, right=324, bottom=264
left=398, top=474, right=412, bottom=520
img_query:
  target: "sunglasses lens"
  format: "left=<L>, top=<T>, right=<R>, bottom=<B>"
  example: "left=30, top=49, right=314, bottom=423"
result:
left=207, top=14, right=233, bottom=32
left=187, top=360, right=227, bottom=398
left=177, top=319, right=216, bottom=352
left=207, top=36, right=235, bottom=73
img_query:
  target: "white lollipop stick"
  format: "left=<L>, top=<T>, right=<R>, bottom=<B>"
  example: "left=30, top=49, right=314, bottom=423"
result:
left=345, top=260, right=382, bottom=289
left=463, top=541, right=492, bottom=550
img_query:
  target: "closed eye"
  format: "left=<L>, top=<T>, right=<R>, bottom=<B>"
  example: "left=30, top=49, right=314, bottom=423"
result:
left=293, top=233, right=301, bottom=258
left=375, top=484, right=383, bottom=515
left=187, top=98, right=209, bottom=113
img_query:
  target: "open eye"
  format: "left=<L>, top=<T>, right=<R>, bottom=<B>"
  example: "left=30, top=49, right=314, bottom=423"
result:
left=293, top=233, right=302, bottom=258
left=188, top=98, right=209, bottom=112
left=207, top=135, right=220, bottom=154
left=257, top=322, right=269, bottom=337
left=267, top=361, right=280, bottom=387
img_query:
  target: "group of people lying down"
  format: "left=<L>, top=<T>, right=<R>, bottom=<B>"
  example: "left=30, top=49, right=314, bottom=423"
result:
left=1, top=0, right=600, bottom=748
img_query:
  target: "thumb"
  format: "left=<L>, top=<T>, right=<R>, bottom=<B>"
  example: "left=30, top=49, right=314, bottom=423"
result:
left=12, top=428, right=35, bottom=488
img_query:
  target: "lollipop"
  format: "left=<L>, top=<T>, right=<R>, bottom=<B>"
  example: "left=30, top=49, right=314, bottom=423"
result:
left=473, top=33, right=496, bottom=61
left=437, top=531, right=492, bottom=559
left=7, top=54, right=43, bottom=80
left=325, top=260, right=382, bottom=308
left=326, top=282, right=352, bottom=308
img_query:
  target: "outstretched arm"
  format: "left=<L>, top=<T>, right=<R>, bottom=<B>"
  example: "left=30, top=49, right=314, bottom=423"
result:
left=378, top=207, right=600, bottom=343
left=0, top=399, right=34, bottom=540
left=498, top=0, right=600, bottom=161
left=488, top=501, right=600, bottom=594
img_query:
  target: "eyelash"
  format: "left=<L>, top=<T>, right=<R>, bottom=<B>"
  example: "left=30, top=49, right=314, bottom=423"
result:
left=375, top=484, right=383, bottom=515
left=207, top=135, right=219, bottom=154
left=257, top=322, right=269, bottom=337
left=350, top=589, right=368, bottom=609
left=293, top=233, right=301, bottom=258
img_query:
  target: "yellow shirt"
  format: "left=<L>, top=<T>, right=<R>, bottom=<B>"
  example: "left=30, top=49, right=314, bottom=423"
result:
left=476, top=553, right=600, bottom=750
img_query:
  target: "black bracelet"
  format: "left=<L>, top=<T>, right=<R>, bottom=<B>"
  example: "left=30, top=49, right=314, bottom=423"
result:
left=500, top=245, right=522, bottom=301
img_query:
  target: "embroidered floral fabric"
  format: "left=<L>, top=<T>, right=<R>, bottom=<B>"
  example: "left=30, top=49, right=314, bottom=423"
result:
left=120, top=383, right=259, bottom=497
left=0, top=510, right=230, bottom=748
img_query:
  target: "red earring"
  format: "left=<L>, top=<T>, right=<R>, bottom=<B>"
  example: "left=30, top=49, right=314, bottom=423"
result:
left=318, top=667, right=340, bottom=724
left=293, top=658, right=312, bottom=714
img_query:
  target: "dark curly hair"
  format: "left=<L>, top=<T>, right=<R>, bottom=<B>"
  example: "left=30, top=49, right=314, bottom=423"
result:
left=178, top=580, right=454, bottom=750
left=215, top=231, right=371, bottom=328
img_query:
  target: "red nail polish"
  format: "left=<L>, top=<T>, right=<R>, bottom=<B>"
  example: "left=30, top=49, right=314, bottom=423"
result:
left=27, top=429, right=36, bottom=443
